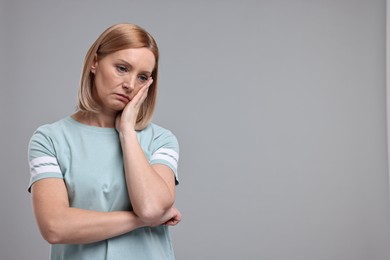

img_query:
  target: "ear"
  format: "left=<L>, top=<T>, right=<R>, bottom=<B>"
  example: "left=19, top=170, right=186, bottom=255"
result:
left=90, top=55, right=98, bottom=74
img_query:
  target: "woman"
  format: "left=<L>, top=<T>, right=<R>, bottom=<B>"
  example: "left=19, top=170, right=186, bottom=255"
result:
left=28, top=23, right=181, bottom=259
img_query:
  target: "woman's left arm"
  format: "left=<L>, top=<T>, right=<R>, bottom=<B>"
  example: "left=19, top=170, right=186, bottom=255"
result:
left=116, top=81, right=178, bottom=225
left=119, top=130, right=177, bottom=225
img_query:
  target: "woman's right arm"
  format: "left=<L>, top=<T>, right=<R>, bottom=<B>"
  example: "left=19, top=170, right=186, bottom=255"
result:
left=31, top=178, right=145, bottom=245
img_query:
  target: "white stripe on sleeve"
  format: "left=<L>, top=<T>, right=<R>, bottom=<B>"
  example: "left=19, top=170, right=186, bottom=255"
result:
left=153, top=148, right=179, bottom=160
left=151, top=154, right=178, bottom=170
left=29, top=156, right=61, bottom=178
left=30, top=156, right=58, bottom=167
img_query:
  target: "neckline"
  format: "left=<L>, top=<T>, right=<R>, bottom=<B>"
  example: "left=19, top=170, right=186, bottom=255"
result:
left=66, top=116, right=117, bottom=134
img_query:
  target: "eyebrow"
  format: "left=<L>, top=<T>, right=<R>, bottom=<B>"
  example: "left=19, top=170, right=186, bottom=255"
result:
left=117, top=59, right=153, bottom=76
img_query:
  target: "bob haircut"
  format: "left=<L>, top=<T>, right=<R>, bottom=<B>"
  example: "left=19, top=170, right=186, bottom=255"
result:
left=77, top=23, right=159, bottom=130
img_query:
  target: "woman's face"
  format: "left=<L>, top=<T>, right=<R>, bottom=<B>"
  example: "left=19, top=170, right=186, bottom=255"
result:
left=91, top=47, right=155, bottom=114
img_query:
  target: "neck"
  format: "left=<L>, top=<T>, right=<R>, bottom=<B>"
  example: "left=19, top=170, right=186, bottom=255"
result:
left=72, top=110, right=116, bottom=128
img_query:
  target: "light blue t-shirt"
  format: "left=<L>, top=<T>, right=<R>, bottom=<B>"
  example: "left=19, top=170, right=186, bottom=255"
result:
left=28, top=116, right=179, bottom=260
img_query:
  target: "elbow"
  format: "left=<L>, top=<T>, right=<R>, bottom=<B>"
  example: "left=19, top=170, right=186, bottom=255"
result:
left=39, top=221, right=65, bottom=244
left=137, top=208, right=165, bottom=225
left=136, top=204, right=173, bottom=225
left=133, top=196, right=175, bottom=225
left=43, top=233, right=62, bottom=245
left=42, top=231, right=61, bottom=245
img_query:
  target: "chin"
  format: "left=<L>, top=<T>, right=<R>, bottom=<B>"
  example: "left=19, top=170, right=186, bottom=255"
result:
left=110, top=102, right=127, bottom=111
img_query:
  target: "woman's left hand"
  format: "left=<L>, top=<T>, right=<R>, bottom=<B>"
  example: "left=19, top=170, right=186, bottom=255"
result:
left=163, top=207, right=182, bottom=226
left=116, top=78, right=153, bottom=133
left=150, top=207, right=182, bottom=227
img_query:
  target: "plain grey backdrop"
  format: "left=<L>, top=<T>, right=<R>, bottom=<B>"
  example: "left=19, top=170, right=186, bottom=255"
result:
left=1, top=0, right=390, bottom=259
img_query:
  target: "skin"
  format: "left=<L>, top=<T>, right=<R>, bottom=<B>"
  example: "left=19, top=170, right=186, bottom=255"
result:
left=31, top=48, right=181, bottom=244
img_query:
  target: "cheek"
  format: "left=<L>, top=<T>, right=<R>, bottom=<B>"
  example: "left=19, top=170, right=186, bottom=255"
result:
left=93, top=76, right=105, bottom=98
left=96, top=70, right=110, bottom=86
left=94, top=69, right=119, bottom=91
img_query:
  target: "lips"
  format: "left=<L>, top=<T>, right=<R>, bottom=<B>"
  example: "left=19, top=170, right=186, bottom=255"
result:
left=115, top=93, right=130, bottom=103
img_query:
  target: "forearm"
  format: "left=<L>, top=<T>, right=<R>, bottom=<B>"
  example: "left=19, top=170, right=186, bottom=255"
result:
left=32, top=179, right=146, bottom=245
left=36, top=207, right=145, bottom=244
left=119, top=130, right=175, bottom=223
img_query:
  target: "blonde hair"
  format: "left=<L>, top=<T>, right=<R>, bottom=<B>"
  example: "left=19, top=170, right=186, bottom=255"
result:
left=77, top=23, right=159, bottom=130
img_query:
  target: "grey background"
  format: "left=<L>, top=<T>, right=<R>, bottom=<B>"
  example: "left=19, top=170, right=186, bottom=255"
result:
left=1, top=0, right=390, bottom=259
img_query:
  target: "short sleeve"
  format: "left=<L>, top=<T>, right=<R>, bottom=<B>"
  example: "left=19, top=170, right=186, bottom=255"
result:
left=28, top=129, right=63, bottom=192
left=150, top=129, right=180, bottom=184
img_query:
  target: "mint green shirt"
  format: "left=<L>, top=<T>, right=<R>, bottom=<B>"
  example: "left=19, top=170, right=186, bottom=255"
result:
left=28, top=117, right=179, bottom=260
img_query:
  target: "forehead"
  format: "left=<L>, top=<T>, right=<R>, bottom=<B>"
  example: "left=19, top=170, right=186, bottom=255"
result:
left=105, top=48, right=155, bottom=71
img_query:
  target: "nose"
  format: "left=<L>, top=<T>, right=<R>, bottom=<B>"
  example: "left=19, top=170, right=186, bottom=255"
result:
left=123, top=74, right=136, bottom=92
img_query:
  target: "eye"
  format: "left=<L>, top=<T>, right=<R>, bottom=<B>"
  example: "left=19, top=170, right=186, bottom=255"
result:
left=137, top=74, right=149, bottom=84
left=116, top=65, right=128, bottom=73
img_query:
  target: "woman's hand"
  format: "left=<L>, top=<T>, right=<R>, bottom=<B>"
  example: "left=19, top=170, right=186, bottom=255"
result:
left=150, top=207, right=182, bottom=227
left=162, top=207, right=182, bottom=226
left=116, top=78, right=153, bottom=133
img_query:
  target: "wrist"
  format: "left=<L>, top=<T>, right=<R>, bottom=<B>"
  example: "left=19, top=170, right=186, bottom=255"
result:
left=118, top=129, right=137, bottom=141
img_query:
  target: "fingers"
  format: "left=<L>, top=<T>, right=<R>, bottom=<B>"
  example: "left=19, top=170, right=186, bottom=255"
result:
left=164, top=215, right=181, bottom=226
left=163, top=208, right=182, bottom=226
left=148, top=207, right=182, bottom=227
left=130, top=78, right=153, bottom=108
left=118, top=78, right=153, bottom=131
